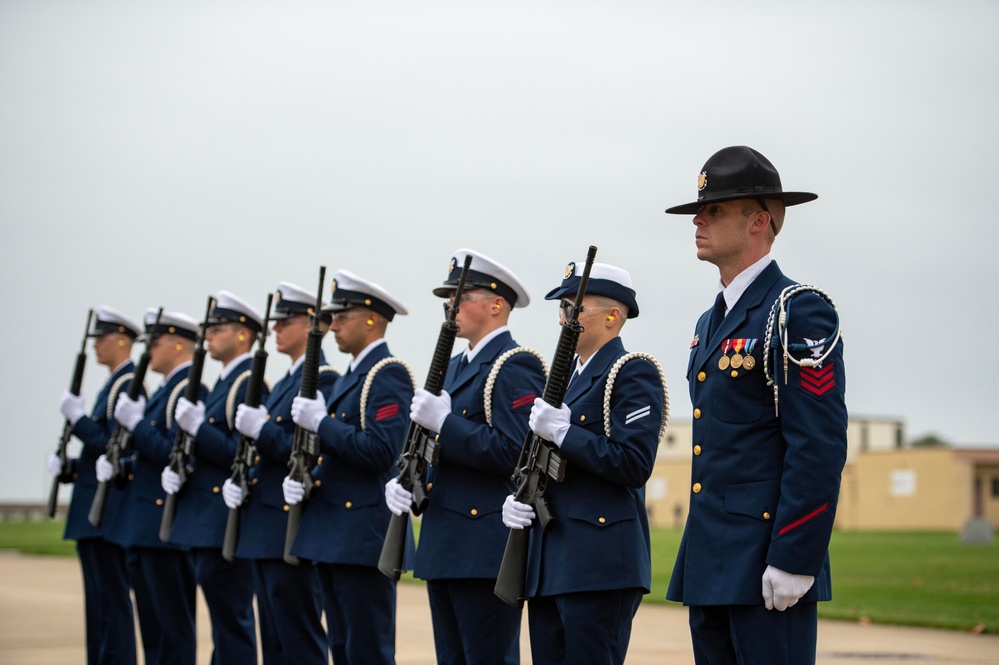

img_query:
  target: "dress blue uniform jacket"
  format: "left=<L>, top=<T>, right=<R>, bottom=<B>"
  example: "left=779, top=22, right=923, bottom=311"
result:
left=667, top=261, right=848, bottom=606
left=414, top=330, right=546, bottom=580
left=525, top=337, right=663, bottom=598
left=64, top=361, right=137, bottom=542
left=291, top=343, right=414, bottom=564
left=111, top=363, right=209, bottom=550
left=170, top=356, right=270, bottom=548
left=235, top=353, right=338, bottom=560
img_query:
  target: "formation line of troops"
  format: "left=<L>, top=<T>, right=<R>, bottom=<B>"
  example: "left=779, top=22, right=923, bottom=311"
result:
left=48, top=146, right=847, bottom=665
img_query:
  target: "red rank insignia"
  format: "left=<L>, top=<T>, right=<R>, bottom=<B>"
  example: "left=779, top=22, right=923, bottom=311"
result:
left=799, top=362, right=835, bottom=396
left=375, top=403, right=400, bottom=421
left=512, top=393, right=536, bottom=410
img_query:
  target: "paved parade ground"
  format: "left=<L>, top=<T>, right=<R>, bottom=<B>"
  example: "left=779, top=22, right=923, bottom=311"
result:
left=1, top=551, right=997, bottom=665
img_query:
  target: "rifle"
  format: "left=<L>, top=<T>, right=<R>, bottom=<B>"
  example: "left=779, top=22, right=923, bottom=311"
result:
left=159, top=296, right=214, bottom=542
left=494, top=245, right=597, bottom=608
left=47, top=309, right=93, bottom=518
left=88, top=307, right=162, bottom=528
left=283, top=267, right=327, bottom=565
left=377, top=254, right=474, bottom=580
left=222, top=293, right=272, bottom=562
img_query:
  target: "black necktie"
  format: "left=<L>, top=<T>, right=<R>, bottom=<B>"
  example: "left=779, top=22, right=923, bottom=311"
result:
left=458, top=354, right=469, bottom=373
left=708, top=291, right=727, bottom=339
left=568, top=369, right=580, bottom=388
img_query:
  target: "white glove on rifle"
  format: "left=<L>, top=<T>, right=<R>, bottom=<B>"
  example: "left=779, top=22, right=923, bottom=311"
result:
left=762, top=564, right=814, bottom=611
left=222, top=478, right=244, bottom=510
left=283, top=475, right=307, bottom=505
left=291, top=394, right=327, bottom=433
left=529, top=398, right=571, bottom=447
left=161, top=467, right=181, bottom=495
left=59, top=390, right=86, bottom=425
left=235, top=404, right=268, bottom=440
left=114, top=394, right=146, bottom=433
left=95, top=454, right=114, bottom=483
left=410, top=389, right=451, bottom=433
left=47, top=453, right=64, bottom=478
left=384, top=477, right=413, bottom=516
left=502, top=494, right=536, bottom=529
left=175, top=397, right=206, bottom=437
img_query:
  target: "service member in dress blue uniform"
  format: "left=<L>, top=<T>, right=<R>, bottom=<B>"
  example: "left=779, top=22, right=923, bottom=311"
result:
left=224, top=281, right=339, bottom=665
left=160, top=291, right=265, bottom=664
left=283, top=269, right=415, bottom=665
left=385, top=249, right=546, bottom=665
left=502, top=262, right=667, bottom=665
left=105, top=309, right=207, bottom=665
left=663, top=146, right=848, bottom=665
left=49, top=306, right=141, bottom=665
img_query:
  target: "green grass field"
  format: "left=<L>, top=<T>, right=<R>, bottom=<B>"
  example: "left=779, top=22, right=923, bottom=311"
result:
left=3, top=521, right=996, bottom=632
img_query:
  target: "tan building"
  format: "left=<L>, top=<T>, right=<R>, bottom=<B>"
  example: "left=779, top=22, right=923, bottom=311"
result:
left=649, top=417, right=999, bottom=532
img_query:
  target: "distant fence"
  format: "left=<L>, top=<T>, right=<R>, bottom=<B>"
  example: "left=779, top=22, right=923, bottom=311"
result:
left=0, top=503, right=66, bottom=521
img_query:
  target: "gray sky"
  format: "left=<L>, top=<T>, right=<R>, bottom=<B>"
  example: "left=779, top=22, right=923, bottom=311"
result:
left=2, top=0, right=997, bottom=503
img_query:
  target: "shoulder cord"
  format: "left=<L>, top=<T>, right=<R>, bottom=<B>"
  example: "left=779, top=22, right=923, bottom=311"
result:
left=225, top=371, right=274, bottom=430
left=165, top=379, right=190, bottom=431
left=603, top=352, right=670, bottom=441
left=106, top=373, right=136, bottom=420
left=359, top=358, right=417, bottom=431
left=763, top=284, right=843, bottom=416
left=483, top=347, right=549, bottom=427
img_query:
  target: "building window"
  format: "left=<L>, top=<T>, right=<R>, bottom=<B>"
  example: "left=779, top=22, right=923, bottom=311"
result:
left=992, top=477, right=999, bottom=498
left=890, top=469, right=916, bottom=497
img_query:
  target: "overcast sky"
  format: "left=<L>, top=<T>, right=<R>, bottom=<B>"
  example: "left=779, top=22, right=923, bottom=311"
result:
left=2, top=1, right=997, bottom=503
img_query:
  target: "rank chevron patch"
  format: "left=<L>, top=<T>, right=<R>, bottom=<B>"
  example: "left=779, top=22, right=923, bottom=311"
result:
left=800, top=362, right=835, bottom=396
left=512, top=393, right=536, bottom=410
left=375, top=403, right=400, bottom=421
left=625, top=405, right=651, bottom=425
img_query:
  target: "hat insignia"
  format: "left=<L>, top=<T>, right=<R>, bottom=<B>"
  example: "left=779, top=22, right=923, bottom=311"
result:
left=330, top=279, right=337, bottom=294
left=274, top=290, right=282, bottom=303
left=697, top=171, right=708, bottom=191
left=448, top=258, right=456, bottom=273
left=563, top=262, right=575, bottom=279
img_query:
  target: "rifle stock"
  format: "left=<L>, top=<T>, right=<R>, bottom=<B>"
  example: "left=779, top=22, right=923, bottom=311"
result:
left=159, top=296, right=214, bottom=543
left=48, top=309, right=93, bottom=518
left=222, top=293, right=272, bottom=562
left=284, top=268, right=326, bottom=565
left=494, top=245, right=597, bottom=608
left=378, top=254, right=473, bottom=580
left=88, top=308, right=162, bottom=528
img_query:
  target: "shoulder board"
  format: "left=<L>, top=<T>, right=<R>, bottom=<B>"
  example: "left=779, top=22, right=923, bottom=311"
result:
left=603, top=352, right=669, bottom=440
left=483, top=347, right=548, bottom=427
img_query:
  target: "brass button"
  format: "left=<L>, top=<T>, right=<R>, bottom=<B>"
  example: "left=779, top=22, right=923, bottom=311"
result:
left=693, top=408, right=702, bottom=419
left=254, top=456, right=260, bottom=464
left=693, top=445, right=702, bottom=456
left=155, top=498, right=163, bottom=506
left=692, top=483, right=702, bottom=494
left=427, top=482, right=433, bottom=491
left=341, top=412, right=346, bottom=418
left=128, top=473, right=135, bottom=481
left=276, top=416, right=282, bottom=422
left=697, top=371, right=706, bottom=382
left=251, top=478, right=259, bottom=486
left=598, top=517, right=606, bottom=524
left=763, top=512, right=771, bottom=520
left=266, top=414, right=271, bottom=420
left=330, top=413, right=336, bottom=419
left=731, top=370, right=738, bottom=378
left=314, top=480, right=322, bottom=487
left=209, top=417, right=215, bottom=424
left=150, top=420, right=157, bottom=426
left=212, top=486, right=220, bottom=493
left=580, top=415, right=586, bottom=422
left=470, top=508, right=478, bottom=516
left=345, top=501, right=352, bottom=509
left=462, top=409, right=467, bottom=415
left=317, top=456, right=324, bottom=465
left=434, top=434, right=440, bottom=441
left=283, top=505, right=290, bottom=511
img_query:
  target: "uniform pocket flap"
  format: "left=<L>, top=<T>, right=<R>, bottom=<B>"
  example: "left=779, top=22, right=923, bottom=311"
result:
left=723, top=480, right=780, bottom=521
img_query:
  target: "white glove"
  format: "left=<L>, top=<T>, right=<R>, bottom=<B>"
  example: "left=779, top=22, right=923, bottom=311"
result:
left=762, top=564, right=815, bottom=611
left=47, top=453, right=64, bottom=477
left=235, top=404, right=268, bottom=440
left=175, top=398, right=205, bottom=437
left=59, top=390, right=86, bottom=425
left=384, top=477, right=413, bottom=516
left=283, top=475, right=307, bottom=505
left=114, top=394, right=146, bottom=433
left=222, top=478, right=244, bottom=510
left=161, top=466, right=181, bottom=495
left=96, top=454, right=114, bottom=483
left=529, top=398, right=571, bottom=447
left=502, top=494, right=536, bottom=529
left=291, top=394, right=327, bottom=433
left=410, top=388, right=451, bottom=432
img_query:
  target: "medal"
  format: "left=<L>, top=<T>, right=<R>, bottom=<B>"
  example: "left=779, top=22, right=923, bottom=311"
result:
left=742, top=339, right=757, bottom=371
left=730, top=338, right=745, bottom=369
left=717, top=339, right=731, bottom=370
